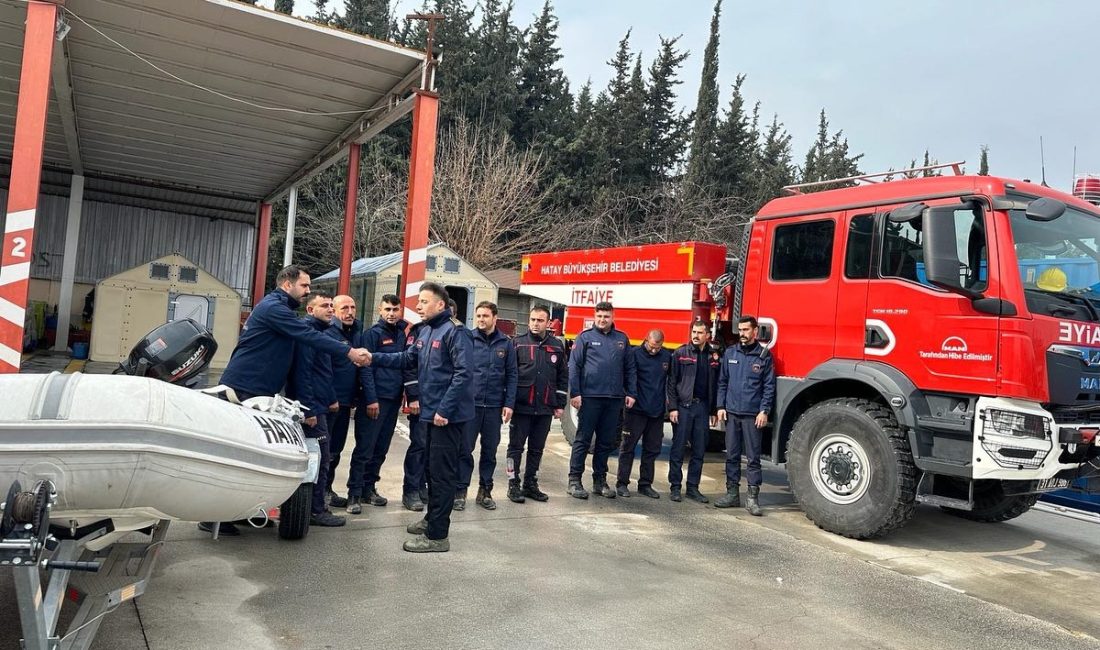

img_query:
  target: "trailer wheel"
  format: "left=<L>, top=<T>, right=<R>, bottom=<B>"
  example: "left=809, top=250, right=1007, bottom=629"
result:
left=277, top=482, right=312, bottom=540
left=941, top=480, right=1038, bottom=523
left=787, top=397, right=916, bottom=539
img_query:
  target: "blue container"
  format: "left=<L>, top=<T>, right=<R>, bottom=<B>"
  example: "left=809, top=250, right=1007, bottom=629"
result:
left=71, top=341, right=89, bottom=360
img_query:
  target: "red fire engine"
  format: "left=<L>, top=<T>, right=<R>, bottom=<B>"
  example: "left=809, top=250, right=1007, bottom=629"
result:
left=521, top=162, right=1100, bottom=539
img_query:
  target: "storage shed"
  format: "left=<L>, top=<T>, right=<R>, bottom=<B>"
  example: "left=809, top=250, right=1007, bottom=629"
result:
left=315, top=243, right=497, bottom=326
left=89, top=254, right=241, bottom=369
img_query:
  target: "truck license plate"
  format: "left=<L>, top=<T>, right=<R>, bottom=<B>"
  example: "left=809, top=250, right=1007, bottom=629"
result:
left=1036, top=478, right=1070, bottom=491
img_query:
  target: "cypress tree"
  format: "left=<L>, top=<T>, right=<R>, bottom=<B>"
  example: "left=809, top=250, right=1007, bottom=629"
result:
left=513, top=1, right=572, bottom=148
left=274, top=0, right=294, bottom=14
left=713, top=75, right=756, bottom=200
left=644, top=36, right=690, bottom=183
left=339, top=0, right=393, bottom=39
left=684, top=0, right=722, bottom=193
left=978, top=145, right=990, bottom=175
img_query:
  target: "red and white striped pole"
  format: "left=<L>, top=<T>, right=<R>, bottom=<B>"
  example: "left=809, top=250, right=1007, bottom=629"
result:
left=0, top=1, right=58, bottom=373
left=398, top=90, right=440, bottom=324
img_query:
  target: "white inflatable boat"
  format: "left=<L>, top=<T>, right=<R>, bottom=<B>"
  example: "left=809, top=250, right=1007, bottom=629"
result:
left=0, top=372, right=311, bottom=530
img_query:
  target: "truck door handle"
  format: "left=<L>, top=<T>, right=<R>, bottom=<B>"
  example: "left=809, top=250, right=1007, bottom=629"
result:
left=865, top=324, right=888, bottom=348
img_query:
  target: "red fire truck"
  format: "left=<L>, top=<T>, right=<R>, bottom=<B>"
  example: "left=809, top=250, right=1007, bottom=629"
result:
left=521, top=163, right=1100, bottom=539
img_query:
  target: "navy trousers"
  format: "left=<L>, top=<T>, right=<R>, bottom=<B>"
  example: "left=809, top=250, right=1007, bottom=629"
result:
left=459, top=406, right=503, bottom=491
left=346, top=398, right=401, bottom=497
left=425, top=421, right=464, bottom=540
left=568, top=396, right=621, bottom=484
left=617, top=411, right=663, bottom=489
left=668, top=401, right=708, bottom=489
left=304, top=416, right=331, bottom=517
left=725, top=415, right=763, bottom=487
left=324, top=405, right=351, bottom=493
left=403, top=415, right=429, bottom=497
left=506, top=413, right=553, bottom=484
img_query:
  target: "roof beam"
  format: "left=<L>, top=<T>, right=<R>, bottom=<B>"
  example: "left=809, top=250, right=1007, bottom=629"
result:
left=263, top=63, right=425, bottom=204
left=49, top=35, right=83, bottom=175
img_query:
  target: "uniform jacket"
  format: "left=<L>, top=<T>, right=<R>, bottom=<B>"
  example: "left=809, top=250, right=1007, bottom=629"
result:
left=220, top=289, right=349, bottom=397
left=668, top=342, right=722, bottom=413
left=326, top=318, right=361, bottom=405
left=358, top=318, right=410, bottom=404
left=470, top=327, right=517, bottom=408
left=371, top=309, right=473, bottom=423
left=629, top=345, right=671, bottom=419
left=568, top=324, right=637, bottom=399
left=513, top=331, right=568, bottom=415
left=716, top=341, right=776, bottom=416
left=285, top=316, right=337, bottom=417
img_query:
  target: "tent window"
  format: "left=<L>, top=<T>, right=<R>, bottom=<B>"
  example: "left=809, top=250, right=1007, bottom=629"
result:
left=149, top=263, right=170, bottom=280
left=179, top=266, right=199, bottom=283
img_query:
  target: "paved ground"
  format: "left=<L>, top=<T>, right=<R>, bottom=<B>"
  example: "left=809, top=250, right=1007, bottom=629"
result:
left=3, top=421, right=1098, bottom=649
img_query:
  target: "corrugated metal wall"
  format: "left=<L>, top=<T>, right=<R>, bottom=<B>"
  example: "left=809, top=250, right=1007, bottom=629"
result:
left=0, top=188, right=256, bottom=301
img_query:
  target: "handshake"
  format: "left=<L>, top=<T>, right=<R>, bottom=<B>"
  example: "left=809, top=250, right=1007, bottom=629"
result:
left=346, top=347, right=373, bottom=367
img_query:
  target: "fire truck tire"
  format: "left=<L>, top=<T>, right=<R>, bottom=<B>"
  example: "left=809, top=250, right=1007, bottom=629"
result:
left=278, top=482, right=312, bottom=540
left=787, top=397, right=916, bottom=539
left=560, top=398, right=624, bottom=450
left=941, top=480, right=1039, bottom=522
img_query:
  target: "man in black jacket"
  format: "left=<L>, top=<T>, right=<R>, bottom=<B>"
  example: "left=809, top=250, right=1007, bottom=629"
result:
left=616, top=330, right=670, bottom=499
left=666, top=321, right=721, bottom=503
left=324, top=294, right=361, bottom=508
left=506, top=305, right=568, bottom=503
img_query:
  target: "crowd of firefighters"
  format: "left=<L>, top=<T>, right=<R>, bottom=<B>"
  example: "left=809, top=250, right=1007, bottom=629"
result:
left=203, top=264, right=776, bottom=554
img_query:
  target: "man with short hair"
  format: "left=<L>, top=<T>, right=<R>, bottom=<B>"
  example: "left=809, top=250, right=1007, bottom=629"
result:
left=567, top=302, right=637, bottom=499
left=366, top=282, right=473, bottom=553
left=324, top=295, right=362, bottom=508
left=202, top=265, right=368, bottom=535
left=716, top=316, right=776, bottom=516
left=346, top=294, right=410, bottom=513
left=616, top=330, right=670, bottom=499
left=457, top=301, right=517, bottom=511
left=668, top=321, right=721, bottom=503
left=506, top=305, right=568, bottom=503
left=285, top=293, right=345, bottom=527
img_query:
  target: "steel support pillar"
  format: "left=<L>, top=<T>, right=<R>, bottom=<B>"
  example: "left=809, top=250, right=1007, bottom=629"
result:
left=0, top=1, right=58, bottom=373
left=252, top=202, right=273, bottom=307
left=398, top=91, right=440, bottom=323
left=282, top=185, right=298, bottom=268
left=337, top=142, right=361, bottom=296
left=53, top=173, right=84, bottom=352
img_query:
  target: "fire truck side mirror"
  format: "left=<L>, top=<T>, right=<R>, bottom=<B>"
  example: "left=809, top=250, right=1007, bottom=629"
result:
left=1024, top=197, right=1066, bottom=222
left=922, top=205, right=980, bottom=300
left=887, top=202, right=926, bottom=223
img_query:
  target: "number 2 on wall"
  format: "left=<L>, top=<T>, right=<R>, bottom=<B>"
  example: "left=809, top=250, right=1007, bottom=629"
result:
left=10, top=237, right=26, bottom=258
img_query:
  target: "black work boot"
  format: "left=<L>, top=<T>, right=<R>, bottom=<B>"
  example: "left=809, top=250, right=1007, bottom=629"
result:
left=476, top=487, right=497, bottom=510
left=407, top=518, right=428, bottom=535
left=638, top=485, right=660, bottom=499
left=402, top=492, right=425, bottom=512
left=346, top=496, right=363, bottom=515
left=523, top=480, right=549, bottom=502
left=454, top=489, right=467, bottom=511
left=366, top=488, right=388, bottom=507
left=746, top=485, right=763, bottom=516
left=593, top=480, right=616, bottom=499
left=616, top=484, right=632, bottom=498
left=507, top=480, right=526, bottom=503
left=310, top=510, right=347, bottom=527
left=567, top=480, right=589, bottom=500
left=669, top=486, right=683, bottom=502
left=685, top=487, right=709, bottom=504
left=327, top=491, right=348, bottom=509
left=714, top=485, right=741, bottom=509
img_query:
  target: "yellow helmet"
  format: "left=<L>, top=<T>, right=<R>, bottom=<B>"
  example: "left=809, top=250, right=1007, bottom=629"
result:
left=1037, top=266, right=1068, bottom=292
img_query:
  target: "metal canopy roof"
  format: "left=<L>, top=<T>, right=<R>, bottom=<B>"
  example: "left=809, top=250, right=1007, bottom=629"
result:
left=0, top=0, right=426, bottom=204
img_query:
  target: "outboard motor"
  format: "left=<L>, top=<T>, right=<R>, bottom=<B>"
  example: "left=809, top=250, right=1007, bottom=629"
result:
left=119, top=319, right=218, bottom=387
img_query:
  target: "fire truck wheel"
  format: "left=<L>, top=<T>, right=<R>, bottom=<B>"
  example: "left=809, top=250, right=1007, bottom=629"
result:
left=277, top=482, right=312, bottom=540
left=941, top=480, right=1039, bottom=522
left=787, top=397, right=916, bottom=539
left=560, top=400, right=624, bottom=451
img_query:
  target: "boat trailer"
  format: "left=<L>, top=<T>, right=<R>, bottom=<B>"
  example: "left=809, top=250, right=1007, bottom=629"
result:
left=1, top=479, right=168, bottom=650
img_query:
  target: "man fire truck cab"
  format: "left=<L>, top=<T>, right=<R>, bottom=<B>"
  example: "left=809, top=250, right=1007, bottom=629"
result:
left=521, top=162, right=1100, bottom=539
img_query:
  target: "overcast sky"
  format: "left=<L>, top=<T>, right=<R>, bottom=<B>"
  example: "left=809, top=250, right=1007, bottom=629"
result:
left=265, top=0, right=1099, bottom=192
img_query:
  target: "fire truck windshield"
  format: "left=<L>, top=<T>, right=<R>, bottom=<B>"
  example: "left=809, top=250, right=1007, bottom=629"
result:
left=1010, top=205, right=1100, bottom=321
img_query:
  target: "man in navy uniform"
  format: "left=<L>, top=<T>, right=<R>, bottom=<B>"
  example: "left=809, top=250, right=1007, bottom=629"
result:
left=506, top=305, right=567, bottom=503
left=346, top=294, right=409, bottom=513
left=616, top=330, right=670, bottom=499
left=366, top=282, right=473, bottom=553
left=285, top=294, right=346, bottom=527
left=716, top=316, right=776, bottom=516
left=667, top=321, right=721, bottom=503
left=201, top=265, right=368, bottom=535
left=457, top=301, right=517, bottom=511
left=324, top=294, right=362, bottom=508
left=567, top=301, right=637, bottom=499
